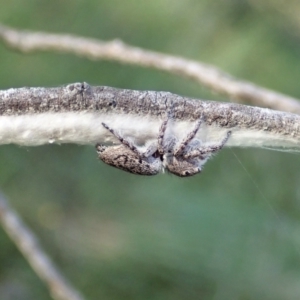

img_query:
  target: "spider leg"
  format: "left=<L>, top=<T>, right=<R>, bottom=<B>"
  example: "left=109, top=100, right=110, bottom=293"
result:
left=184, top=131, right=232, bottom=159
left=143, top=142, right=158, bottom=158
left=157, top=109, right=174, bottom=155
left=102, top=122, right=143, bottom=157
left=157, top=117, right=168, bottom=155
left=174, top=119, right=202, bottom=156
left=137, top=108, right=176, bottom=159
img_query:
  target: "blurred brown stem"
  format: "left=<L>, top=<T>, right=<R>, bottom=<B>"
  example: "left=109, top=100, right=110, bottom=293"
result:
left=0, top=23, right=299, bottom=114
left=0, top=192, right=86, bottom=300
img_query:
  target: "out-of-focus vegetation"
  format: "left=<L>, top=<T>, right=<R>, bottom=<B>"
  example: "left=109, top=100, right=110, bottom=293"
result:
left=1, top=1, right=300, bottom=299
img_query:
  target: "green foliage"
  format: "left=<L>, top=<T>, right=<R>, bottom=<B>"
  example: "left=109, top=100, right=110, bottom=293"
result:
left=1, top=1, right=300, bottom=299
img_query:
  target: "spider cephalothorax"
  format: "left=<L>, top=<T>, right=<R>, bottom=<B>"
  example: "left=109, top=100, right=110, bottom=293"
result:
left=96, top=114, right=231, bottom=177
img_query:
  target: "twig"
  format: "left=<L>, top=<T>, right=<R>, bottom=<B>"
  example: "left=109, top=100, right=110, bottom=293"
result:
left=0, top=83, right=300, bottom=151
left=0, top=192, right=86, bottom=300
left=0, top=24, right=299, bottom=114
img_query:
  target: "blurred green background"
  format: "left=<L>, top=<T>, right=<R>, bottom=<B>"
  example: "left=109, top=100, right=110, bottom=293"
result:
left=1, top=1, right=300, bottom=299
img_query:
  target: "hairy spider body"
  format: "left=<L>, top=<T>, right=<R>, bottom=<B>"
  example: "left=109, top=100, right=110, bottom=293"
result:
left=96, top=115, right=231, bottom=177
left=96, top=144, right=162, bottom=175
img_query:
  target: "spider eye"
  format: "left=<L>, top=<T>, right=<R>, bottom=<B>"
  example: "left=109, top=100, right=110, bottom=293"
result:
left=96, top=144, right=106, bottom=153
left=184, top=171, right=191, bottom=176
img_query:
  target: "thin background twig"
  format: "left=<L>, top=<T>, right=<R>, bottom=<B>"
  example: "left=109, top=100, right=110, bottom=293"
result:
left=0, top=192, right=85, bottom=300
left=0, top=23, right=299, bottom=114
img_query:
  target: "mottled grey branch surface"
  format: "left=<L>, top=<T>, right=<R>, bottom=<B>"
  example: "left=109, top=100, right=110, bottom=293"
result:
left=0, top=82, right=300, bottom=151
left=0, top=192, right=85, bottom=300
left=0, top=23, right=300, bottom=114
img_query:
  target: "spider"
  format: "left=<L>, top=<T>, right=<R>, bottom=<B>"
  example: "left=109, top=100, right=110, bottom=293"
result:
left=96, top=114, right=231, bottom=177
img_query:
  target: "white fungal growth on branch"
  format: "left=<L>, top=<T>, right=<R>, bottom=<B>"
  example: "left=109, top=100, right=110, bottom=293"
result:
left=0, top=83, right=299, bottom=153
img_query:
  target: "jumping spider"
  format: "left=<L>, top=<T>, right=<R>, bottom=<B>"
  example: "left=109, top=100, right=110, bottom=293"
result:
left=96, top=114, right=231, bottom=177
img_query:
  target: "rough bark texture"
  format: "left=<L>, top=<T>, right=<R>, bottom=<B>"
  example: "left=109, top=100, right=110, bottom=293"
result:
left=0, top=82, right=299, bottom=139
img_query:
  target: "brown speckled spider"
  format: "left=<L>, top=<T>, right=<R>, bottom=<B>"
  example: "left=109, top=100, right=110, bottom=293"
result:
left=96, top=114, right=231, bottom=177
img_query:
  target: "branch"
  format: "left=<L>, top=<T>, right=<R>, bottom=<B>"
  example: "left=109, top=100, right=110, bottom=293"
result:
left=0, top=192, right=85, bottom=300
left=0, top=24, right=299, bottom=114
left=0, top=83, right=300, bottom=152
